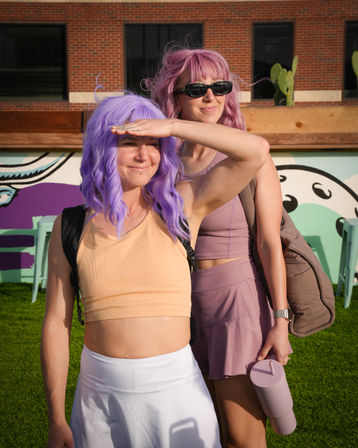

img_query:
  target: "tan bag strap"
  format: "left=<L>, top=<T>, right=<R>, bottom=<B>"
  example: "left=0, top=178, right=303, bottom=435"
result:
left=238, top=178, right=257, bottom=238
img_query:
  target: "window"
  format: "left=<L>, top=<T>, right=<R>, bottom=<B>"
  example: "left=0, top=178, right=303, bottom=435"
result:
left=344, top=21, right=358, bottom=99
left=253, top=23, right=293, bottom=100
left=125, top=24, right=202, bottom=94
left=0, top=24, right=67, bottom=101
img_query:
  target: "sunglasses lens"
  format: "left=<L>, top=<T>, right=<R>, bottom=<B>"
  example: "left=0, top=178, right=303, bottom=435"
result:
left=212, top=81, right=233, bottom=95
left=181, top=81, right=233, bottom=97
left=186, top=84, right=208, bottom=97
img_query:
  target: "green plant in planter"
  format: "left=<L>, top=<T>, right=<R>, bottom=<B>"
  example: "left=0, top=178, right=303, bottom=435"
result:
left=270, top=56, right=298, bottom=106
left=352, top=51, right=358, bottom=81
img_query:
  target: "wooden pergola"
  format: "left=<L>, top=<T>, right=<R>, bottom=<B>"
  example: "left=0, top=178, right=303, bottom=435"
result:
left=1, top=106, right=358, bottom=152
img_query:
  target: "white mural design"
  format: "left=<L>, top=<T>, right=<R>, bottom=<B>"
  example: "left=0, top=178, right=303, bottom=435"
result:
left=0, top=151, right=357, bottom=284
left=273, top=153, right=358, bottom=281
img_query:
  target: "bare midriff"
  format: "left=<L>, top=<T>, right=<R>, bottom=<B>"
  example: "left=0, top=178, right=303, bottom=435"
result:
left=196, top=256, right=245, bottom=270
left=84, top=316, right=190, bottom=359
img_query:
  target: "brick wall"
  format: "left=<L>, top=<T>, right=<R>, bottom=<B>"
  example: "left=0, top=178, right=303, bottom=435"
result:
left=1, top=0, right=358, bottom=111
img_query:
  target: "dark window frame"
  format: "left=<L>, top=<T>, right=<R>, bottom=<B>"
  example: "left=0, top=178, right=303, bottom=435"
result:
left=124, top=23, right=203, bottom=95
left=252, top=21, right=295, bottom=101
left=343, top=20, right=358, bottom=99
left=0, top=23, right=68, bottom=102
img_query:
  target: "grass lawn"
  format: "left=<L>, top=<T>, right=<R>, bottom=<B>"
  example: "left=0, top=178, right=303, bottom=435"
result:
left=0, top=282, right=357, bottom=447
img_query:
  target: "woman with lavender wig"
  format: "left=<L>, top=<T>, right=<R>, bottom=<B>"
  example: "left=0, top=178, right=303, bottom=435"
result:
left=41, top=93, right=268, bottom=448
left=148, top=48, right=291, bottom=448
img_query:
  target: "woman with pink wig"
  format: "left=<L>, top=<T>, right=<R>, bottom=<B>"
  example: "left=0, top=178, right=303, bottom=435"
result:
left=41, top=93, right=269, bottom=448
left=148, top=48, right=291, bottom=447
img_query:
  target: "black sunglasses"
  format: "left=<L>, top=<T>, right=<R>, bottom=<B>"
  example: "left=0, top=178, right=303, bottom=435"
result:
left=174, top=81, right=233, bottom=98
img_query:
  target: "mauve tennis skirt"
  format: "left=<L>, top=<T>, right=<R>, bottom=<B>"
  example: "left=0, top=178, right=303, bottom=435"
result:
left=70, top=344, right=221, bottom=448
left=191, top=257, right=275, bottom=379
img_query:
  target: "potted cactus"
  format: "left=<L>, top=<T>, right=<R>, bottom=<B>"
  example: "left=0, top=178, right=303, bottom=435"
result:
left=270, top=56, right=298, bottom=106
left=244, top=53, right=357, bottom=147
left=353, top=51, right=358, bottom=87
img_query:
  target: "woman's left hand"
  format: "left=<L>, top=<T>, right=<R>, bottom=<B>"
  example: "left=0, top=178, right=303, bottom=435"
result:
left=111, top=119, right=176, bottom=139
left=257, top=320, right=291, bottom=365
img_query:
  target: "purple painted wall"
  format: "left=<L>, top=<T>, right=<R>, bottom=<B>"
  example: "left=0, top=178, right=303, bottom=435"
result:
left=0, top=182, right=83, bottom=270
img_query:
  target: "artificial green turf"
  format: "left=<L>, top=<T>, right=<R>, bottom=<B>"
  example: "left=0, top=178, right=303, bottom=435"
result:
left=0, top=283, right=83, bottom=448
left=0, top=282, right=357, bottom=447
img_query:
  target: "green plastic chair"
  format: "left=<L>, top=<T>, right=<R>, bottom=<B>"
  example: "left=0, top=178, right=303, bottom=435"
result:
left=0, top=217, right=42, bottom=284
left=31, top=215, right=57, bottom=303
left=336, top=218, right=358, bottom=308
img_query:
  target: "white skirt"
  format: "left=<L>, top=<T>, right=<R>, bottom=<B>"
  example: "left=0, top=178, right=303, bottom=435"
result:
left=70, top=344, right=221, bottom=448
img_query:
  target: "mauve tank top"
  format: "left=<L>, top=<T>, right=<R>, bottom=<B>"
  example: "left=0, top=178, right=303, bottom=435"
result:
left=179, top=151, right=252, bottom=260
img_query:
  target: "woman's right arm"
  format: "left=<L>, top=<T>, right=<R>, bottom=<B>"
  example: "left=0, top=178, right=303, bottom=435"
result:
left=40, top=215, right=75, bottom=448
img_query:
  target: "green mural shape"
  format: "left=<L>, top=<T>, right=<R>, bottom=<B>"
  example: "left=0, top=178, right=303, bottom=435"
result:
left=289, top=203, right=342, bottom=282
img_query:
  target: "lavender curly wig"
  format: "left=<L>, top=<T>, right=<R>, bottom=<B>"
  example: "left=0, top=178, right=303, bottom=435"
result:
left=147, top=48, right=246, bottom=130
left=80, top=93, right=189, bottom=240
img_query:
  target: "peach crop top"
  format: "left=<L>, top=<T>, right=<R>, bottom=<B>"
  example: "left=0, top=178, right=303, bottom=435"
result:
left=76, top=210, right=191, bottom=323
left=179, top=151, right=252, bottom=260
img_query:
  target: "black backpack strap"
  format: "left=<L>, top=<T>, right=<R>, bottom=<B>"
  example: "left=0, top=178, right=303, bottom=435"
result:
left=179, top=236, right=197, bottom=272
left=61, top=205, right=87, bottom=325
left=178, top=217, right=197, bottom=272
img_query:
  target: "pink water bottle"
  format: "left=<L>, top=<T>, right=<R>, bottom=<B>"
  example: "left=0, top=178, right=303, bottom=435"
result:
left=250, top=359, right=296, bottom=435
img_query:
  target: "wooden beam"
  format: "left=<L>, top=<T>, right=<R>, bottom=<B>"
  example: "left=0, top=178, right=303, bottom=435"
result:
left=0, top=106, right=357, bottom=152
left=1, top=131, right=357, bottom=152
left=0, top=132, right=83, bottom=150
left=261, top=132, right=358, bottom=151
left=242, top=105, right=358, bottom=134
left=0, top=111, right=83, bottom=133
